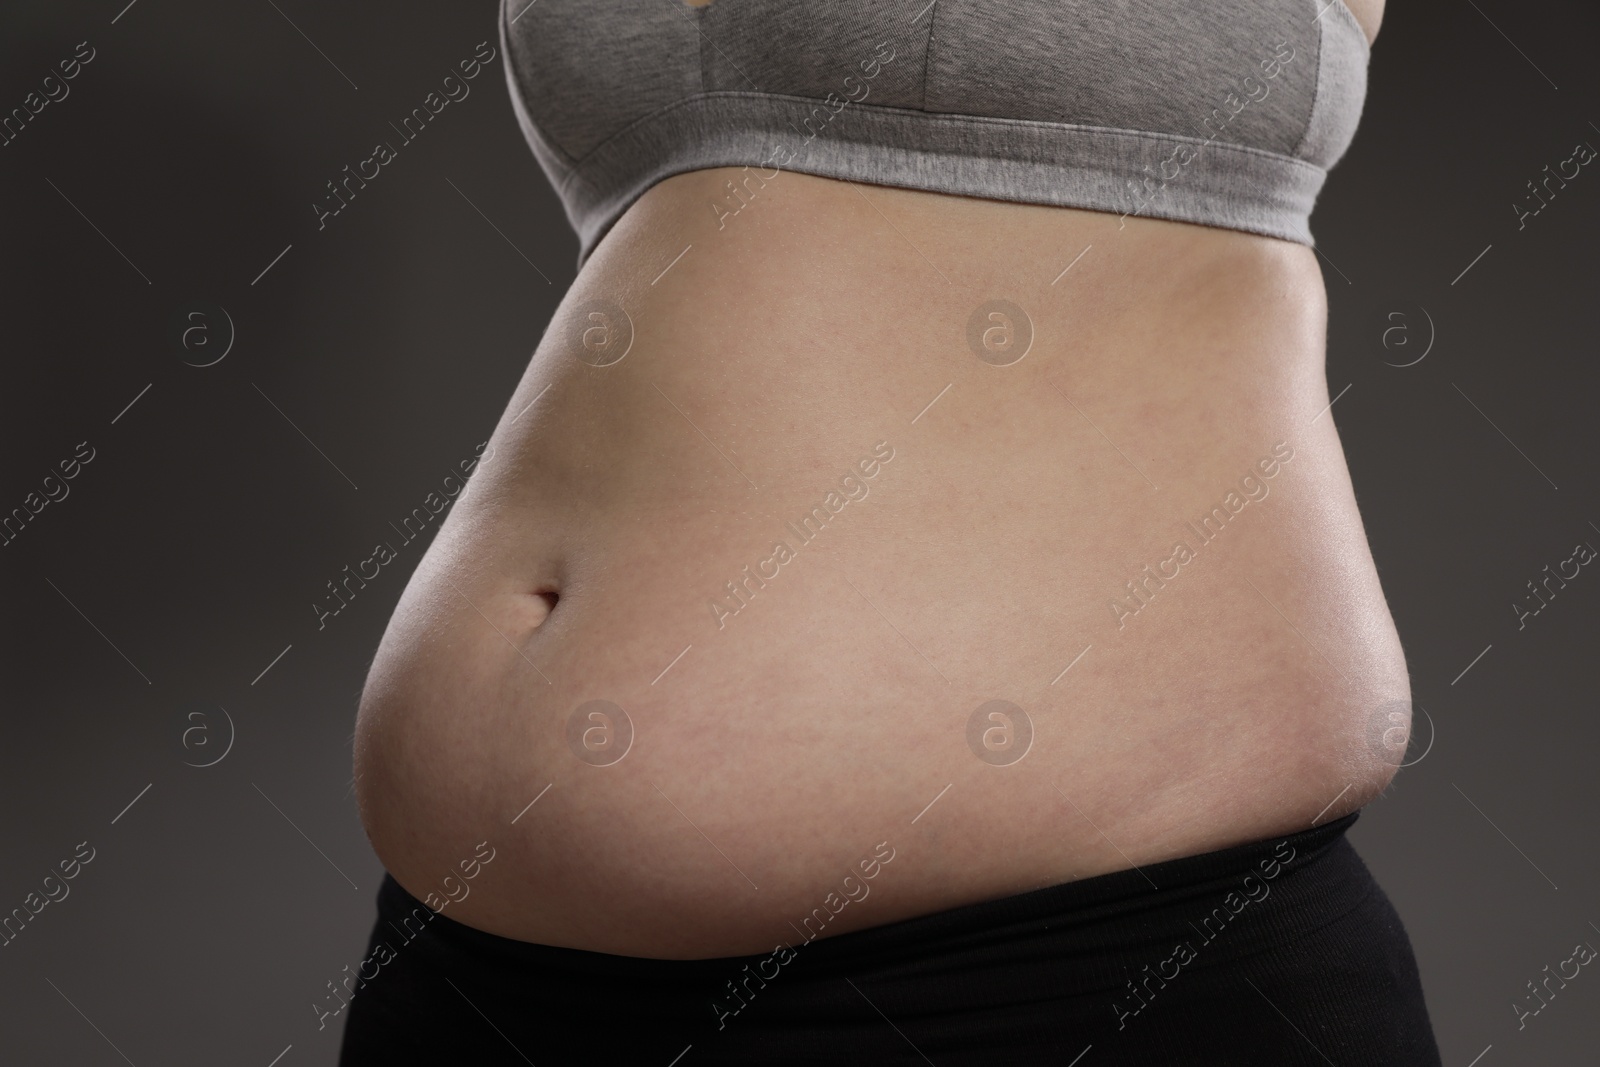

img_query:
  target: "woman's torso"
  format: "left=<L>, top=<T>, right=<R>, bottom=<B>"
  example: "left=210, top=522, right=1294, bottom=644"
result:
left=352, top=3, right=1400, bottom=960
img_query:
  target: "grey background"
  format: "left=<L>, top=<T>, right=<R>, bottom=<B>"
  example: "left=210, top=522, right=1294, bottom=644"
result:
left=1, top=0, right=1596, bottom=1063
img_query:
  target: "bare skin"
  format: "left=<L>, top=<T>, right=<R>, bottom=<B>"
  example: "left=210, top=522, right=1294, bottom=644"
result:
left=353, top=8, right=1395, bottom=960
left=1344, top=0, right=1384, bottom=46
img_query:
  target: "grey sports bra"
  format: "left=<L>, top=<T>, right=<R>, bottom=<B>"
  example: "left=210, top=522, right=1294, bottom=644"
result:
left=500, top=0, right=1371, bottom=268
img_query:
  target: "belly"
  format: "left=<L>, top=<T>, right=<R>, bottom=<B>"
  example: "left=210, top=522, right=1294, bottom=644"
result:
left=352, top=168, right=1410, bottom=958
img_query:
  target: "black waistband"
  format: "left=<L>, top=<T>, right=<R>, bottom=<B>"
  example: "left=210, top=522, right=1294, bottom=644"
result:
left=377, top=811, right=1364, bottom=984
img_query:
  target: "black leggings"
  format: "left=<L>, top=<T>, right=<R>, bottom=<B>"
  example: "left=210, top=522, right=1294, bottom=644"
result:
left=338, top=812, right=1441, bottom=1065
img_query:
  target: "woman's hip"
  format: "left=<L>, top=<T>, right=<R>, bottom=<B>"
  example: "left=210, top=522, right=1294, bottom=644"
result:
left=338, top=811, right=1441, bottom=1065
